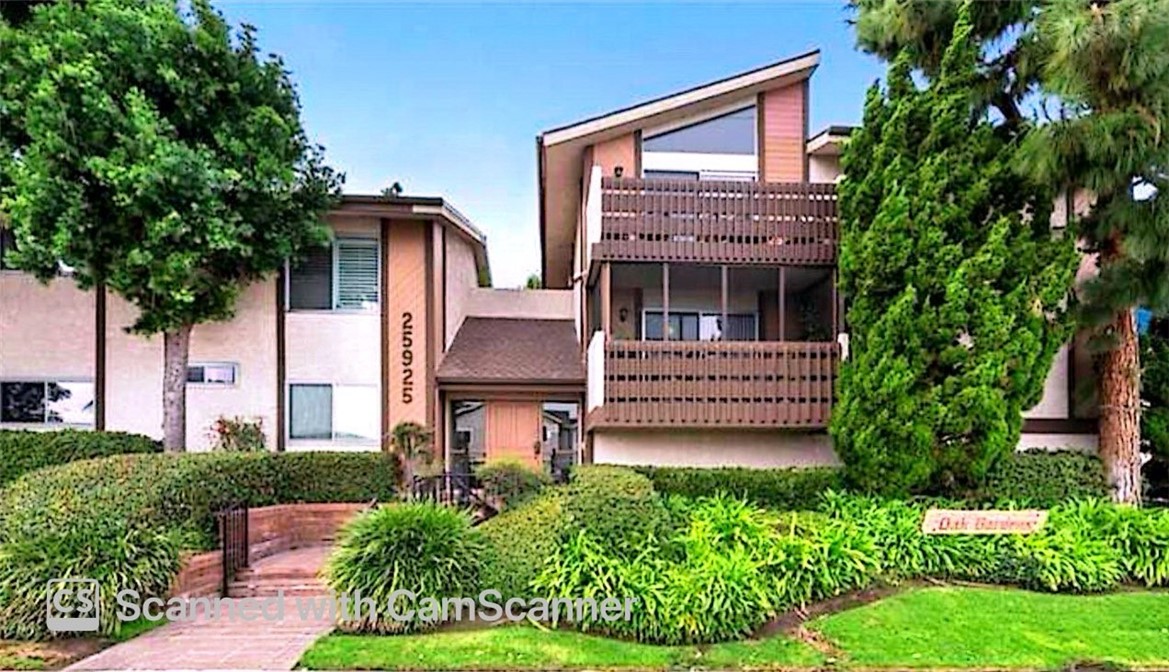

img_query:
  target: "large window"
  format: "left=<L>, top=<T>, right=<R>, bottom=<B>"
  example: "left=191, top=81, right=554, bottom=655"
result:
left=643, top=106, right=756, bottom=155
left=288, top=237, right=380, bottom=311
left=288, top=383, right=378, bottom=441
left=644, top=311, right=756, bottom=342
left=0, top=381, right=95, bottom=425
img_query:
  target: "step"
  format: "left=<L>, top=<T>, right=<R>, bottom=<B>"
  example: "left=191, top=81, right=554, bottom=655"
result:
left=227, top=583, right=331, bottom=599
left=233, top=567, right=321, bottom=582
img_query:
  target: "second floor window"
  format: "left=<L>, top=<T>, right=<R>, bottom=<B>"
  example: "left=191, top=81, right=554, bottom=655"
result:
left=288, top=237, right=380, bottom=311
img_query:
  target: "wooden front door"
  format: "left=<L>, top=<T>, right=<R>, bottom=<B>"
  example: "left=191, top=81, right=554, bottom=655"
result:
left=485, top=400, right=542, bottom=468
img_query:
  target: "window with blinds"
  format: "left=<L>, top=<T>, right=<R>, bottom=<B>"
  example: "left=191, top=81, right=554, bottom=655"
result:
left=288, top=236, right=380, bottom=311
left=335, top=238, right=380, bottom=309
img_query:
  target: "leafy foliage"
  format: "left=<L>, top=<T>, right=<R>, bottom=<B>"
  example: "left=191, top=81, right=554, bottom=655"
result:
left=561, top=466, right=669, bottom=557
left=478, top=490, right=566, bottom=599
left=632, top=466, right=842, bottom=510
left=325, top=504, right=486, bottom=633
left=208, top=416, right=267, bottom=452
left=832, top=6, right=1077, bottom=496
left=0, top=429, right=159, bottom=485
left=475, top=459, right=551, bottom=511
left=973, top=450, right=1109, bottom=506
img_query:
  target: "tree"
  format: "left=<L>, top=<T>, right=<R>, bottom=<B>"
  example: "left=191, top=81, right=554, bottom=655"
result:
left=1016, top=0, right=1169, bottom=503
left=387, top=421, right=435, bottom=495
left=524, top=273, right=542, bottom=289
left=831, top=5, right=1078, bottom=495
left=0, top=0, right=341, bottom=451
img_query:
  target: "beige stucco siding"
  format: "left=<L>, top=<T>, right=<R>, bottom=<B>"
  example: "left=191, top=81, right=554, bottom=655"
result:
left=1024, top=345, right=1071, bottom=419
left=444, top=231, right=479, bottom=347
left=593, top=429, right=840, bottom=468
left=464, top=288, right=574, bottom=320
left=0, top=274, right=95, bottom=380
left=809, top=154, right=840, bottom=183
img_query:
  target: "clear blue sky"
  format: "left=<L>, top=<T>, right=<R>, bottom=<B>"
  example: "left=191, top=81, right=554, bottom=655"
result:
left=218, top=2, right=885, bottom=287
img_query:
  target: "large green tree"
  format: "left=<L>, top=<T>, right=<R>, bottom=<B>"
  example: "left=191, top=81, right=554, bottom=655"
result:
left=1017, top=0, right=1169, bottom=504
left=832, top=6, right=1078, bottom=495
left=0, top=0, right=341, bottom=451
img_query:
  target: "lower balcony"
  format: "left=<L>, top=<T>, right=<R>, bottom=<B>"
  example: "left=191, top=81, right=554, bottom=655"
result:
left=588, top=339, right=838, bottom=429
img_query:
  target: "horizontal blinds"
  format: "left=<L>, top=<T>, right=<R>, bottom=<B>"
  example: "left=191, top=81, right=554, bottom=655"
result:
left=335, top=238, right=380, bottom=310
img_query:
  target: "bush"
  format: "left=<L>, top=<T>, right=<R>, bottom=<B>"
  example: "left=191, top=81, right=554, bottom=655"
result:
left=563, top=466, right=669, bottom=556
left=972, top=450, right=1109, bottom=506
left=479, top=490, right=565, bottom=599
left=475, top=459, right=551, bottom=510
left=0, top=429, right=159, bottom=485
left=325, top=503, right=486, bottom=633
left=634, top=465, right=843, bottom=510
left=208, top=416, right=266, bottom=452
left=0, top=451, right=396, bottom=638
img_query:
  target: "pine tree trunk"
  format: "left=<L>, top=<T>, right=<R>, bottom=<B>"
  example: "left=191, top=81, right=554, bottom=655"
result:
left=162, top=324, right=192, bottom=453
left=1098, top=309, right=1142, bottom=504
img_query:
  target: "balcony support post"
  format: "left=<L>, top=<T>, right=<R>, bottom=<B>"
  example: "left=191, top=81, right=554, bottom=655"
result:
left=721, top=265, right=729, bottom=342
left=662, top=262, right=670, bottom=340
left=832, top=267, right=840, bottom=338
left=601, top=262, right=612, bottom=339
left=779, top=266, right=786, bottom=342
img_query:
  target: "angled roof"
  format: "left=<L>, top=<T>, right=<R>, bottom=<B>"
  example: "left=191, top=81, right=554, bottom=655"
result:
left=437, top=317, right=585, bottom=386
left=807, top=125, right=855, bottom=156
left=537, top=51, right=821, bottom=288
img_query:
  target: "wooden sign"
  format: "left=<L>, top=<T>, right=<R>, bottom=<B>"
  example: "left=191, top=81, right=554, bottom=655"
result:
left=922, top=509, right=1047, bottom=535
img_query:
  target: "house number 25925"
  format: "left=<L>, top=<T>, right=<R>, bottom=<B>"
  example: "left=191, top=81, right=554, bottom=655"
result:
left=401, top=311, right=414, bottom=404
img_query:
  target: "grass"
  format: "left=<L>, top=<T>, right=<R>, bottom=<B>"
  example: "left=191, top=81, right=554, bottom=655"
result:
left=299, top=625, right=820, bottom=670
left=0, top=618, right=165, bottom=670
left=299, top=587, right=1169, bottom=671
left=814, top=586, right=1169, bottom=669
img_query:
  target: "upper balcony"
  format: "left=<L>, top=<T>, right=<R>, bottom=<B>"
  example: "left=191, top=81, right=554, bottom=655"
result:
left=589, top=176, right=838, bottom=267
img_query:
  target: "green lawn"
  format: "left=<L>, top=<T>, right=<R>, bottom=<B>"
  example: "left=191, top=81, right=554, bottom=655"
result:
left=815, top=586, right=1169, bottom=669
left=298, top=587, right=1169, bottom=671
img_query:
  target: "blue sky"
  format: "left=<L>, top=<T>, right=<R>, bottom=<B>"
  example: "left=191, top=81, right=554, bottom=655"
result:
left=218, top=2, right=885, bottom=287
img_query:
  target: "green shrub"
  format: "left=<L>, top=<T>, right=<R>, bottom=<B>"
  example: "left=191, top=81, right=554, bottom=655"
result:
left=325, top=503, right=486, bottom=633
left=0, top=429, right=159, bottom=485
left=479, top=490, right=565, bottom=599
left=563, top=466, right=669, bottom=556
left=208, top=416, right=266, bottom=452
left=972, top=450, right=1109, bottom=506
left=475, top=459, right=551, bottom=510
left=0, top=451, right=396, bottom=638
left=634, top=465, right=843, bottom=510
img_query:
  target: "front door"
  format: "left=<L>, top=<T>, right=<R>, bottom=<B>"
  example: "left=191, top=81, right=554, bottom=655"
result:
left=484, top=400, right=541, bottom=469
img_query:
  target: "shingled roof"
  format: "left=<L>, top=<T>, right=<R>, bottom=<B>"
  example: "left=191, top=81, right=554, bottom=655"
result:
left=437, top=318, right=585, bottom=385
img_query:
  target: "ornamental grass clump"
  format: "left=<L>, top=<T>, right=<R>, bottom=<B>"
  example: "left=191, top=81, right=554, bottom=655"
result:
left=325, top=503, right=486, bottom=633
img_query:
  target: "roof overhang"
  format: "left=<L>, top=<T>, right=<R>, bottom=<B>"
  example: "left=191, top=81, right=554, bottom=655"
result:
left=807, top=125, right=855, bottom=157
left=537, top=50, right=820, bottom=288
left=333, top=194, right=491, bottom=286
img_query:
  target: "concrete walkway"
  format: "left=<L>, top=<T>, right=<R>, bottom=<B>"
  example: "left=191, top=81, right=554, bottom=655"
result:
left=66, top=547, right=335, bottom=671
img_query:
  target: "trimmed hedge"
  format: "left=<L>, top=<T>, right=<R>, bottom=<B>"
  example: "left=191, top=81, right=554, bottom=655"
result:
left=0, top=429, right=160, bottom=486
left=563, top=465, right=669, bottom=556
left=633, top=450, right=1108, bottom=510
left=479, top=490, right=566, bottom=598
left=0, top=452, right=396, bottom=638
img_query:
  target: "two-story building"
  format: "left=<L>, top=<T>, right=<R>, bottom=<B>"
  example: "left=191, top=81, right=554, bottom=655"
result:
left=538, top=50, right=1097, bottom=468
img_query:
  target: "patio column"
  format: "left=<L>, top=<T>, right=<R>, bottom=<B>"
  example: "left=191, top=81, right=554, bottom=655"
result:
left=601, top=262, right=612, bottom=338
left=662, top=262, right=670, bottom=340
left=778, top=266, right=786, bottom=342
left=720, top=265, right=728, bottom=342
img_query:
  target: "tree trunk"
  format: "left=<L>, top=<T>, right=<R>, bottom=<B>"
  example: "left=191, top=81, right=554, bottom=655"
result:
left=1097, top=309, right=1142, bottom=504
left=162, top=324, right=193, bottom=453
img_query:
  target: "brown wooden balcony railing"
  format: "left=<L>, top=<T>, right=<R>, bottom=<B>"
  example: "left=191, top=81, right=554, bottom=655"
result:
left=595, top=340, right=837, bottom=428
left=594, top=177, right=838, bottom=265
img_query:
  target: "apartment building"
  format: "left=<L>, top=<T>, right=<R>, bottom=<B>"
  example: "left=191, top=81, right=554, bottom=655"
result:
left=0, top=195, right=583, bottom=467
left=538, top=50, right=1098, bottom=468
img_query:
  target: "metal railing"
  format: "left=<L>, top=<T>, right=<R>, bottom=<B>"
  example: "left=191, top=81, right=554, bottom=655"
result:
left=594, top=177, right=838, bottom=265
left=216, top=504, right=249, bottom=596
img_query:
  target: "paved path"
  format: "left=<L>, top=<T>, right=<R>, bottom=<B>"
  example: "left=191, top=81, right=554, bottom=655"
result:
left=66, top=547, right=335, bottom=671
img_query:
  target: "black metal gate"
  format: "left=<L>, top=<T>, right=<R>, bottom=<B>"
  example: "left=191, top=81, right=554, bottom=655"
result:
left=216, top=504, right=249, bottom=596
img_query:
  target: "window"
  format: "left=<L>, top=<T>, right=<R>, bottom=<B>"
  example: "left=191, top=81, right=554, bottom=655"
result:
left=0, top=381, right=94, bottom=425
left=0, top=228, right=16, bottom=270
left=288, top=237, right=380, bottom=311
left=289, top=383, right=378, bottom=441
left=187, top=363, right=238, bottom=385
left=643, top=106, right=756, bottom=155
left=644, top=311, right=756, bottom=341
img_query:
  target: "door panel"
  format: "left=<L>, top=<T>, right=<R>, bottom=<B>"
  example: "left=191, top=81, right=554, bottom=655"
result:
left=485, top=401, right=541, bottom=468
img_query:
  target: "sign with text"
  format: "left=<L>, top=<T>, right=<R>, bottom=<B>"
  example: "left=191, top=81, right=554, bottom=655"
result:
left=922, top=509, right=1047, bottom=535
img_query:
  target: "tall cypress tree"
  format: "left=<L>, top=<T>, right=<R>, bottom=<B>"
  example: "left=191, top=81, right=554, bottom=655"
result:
left=1018, top=0, right=1169, bottom=504
left=832, top=6, right=1078, bottom=495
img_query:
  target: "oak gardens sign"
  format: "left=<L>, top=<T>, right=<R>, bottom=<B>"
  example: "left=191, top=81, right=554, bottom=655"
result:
left=921, top=509, right=1048, bottom=535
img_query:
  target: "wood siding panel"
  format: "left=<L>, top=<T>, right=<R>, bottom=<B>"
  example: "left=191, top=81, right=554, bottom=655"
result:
left=761, top=84, right=806, bottom=182
left=485, top=400, right=541, bottom=467
left=591, top=133, right=637, bottom=180
left=387, top=221, right=430, bottom=427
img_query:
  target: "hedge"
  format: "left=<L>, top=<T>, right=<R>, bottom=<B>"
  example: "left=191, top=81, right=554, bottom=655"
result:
left=479, top=490, right=566, bottom=598
left=633, top=450, right=1108, bottom=509
left=0, top=451, right=397, bottom=638
left=0, top=429, right=160, bottom=486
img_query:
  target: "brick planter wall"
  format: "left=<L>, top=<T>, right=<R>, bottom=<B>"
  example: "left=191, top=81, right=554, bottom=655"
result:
left=168, top=502, right=368, bottom=598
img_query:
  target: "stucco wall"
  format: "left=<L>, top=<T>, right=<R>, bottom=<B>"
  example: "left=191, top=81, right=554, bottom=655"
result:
left=444, top=231, right=479, bottom=347
left=591, top=133, right=637, bottom=179
left=0, top=274, right=94, bottom=380
left=809, top=154, right=841, bottom=183
left=464, top=288, right=574, bottom=320
left=593, top=429, right=840, bottom=468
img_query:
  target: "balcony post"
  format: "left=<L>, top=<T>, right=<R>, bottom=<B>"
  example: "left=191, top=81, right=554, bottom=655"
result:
left=779, top=266, right=786, bottom=342
left=601, top=262, right=612, bottom=338
left=832, top=267, right=840, bottom=338
left=721, top=265, right=728, bottom=342
left=662, top=262, right=670, bottom=340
